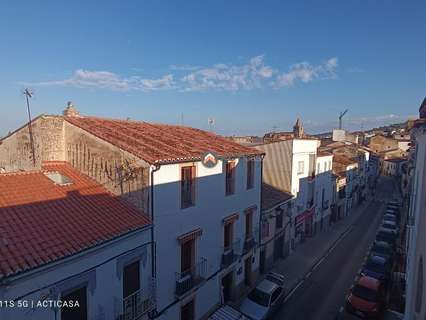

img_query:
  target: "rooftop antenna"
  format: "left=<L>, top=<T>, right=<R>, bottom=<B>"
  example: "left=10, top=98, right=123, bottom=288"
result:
left=208, top=117, right=215, bottom=131
left=339, top=109, right=348, bottom=129
left=23, top=88, right=36, bottom=167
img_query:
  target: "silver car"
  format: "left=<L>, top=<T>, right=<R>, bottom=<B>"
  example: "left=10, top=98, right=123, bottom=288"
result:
left=240, top=273, right=286, bottom=320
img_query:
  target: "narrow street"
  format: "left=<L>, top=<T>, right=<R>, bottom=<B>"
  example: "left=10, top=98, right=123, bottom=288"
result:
left=272, top=178, right=397, bottom=320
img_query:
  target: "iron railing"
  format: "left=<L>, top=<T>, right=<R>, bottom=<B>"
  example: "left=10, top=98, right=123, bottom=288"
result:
left=175, top=258, right=207, bottom=297
left=221, top=239, right=241, bottom=268
left=243, top=227, right=259, bottom=254
left=116, top=279, right=156, bottom=320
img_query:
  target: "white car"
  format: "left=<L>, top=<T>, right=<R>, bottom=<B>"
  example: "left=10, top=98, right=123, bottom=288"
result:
left=240, top=273, right=286, bottom=320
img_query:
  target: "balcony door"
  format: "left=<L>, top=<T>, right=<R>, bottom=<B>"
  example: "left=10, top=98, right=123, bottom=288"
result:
left=224, top=223, right=234, bottom=250
left=61, top=286, right=87, bottom=320
left=181, top=239, right=195, bottom=275
left=123, top=261, right=140, bottom=299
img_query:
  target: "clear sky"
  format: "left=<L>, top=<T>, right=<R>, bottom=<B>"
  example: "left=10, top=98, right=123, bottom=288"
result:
left=1, top=0, right=425, bottom=137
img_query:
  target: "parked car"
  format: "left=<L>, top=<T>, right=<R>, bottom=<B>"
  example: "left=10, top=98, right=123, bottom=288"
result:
left=386, top=206, right=400, bottom=217
left=388, top=200, right=401, bottom=207
left=346, top=276, right=385, bottom=319
left=383, top=214, right=398, bottom=224
left=382, top=221, right=399, bottom=234
left=376, top=228, right=397, bottom=247
left=240, top=273, right=286, bottom=320
left=370, top=241, right=395, bottom=264
left=361, top=255, right=391, bottom=283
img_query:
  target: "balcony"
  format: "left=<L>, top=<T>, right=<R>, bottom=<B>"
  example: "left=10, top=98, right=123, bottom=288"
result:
left=322, top=200, right=329, bottom=210
left=221, top=239, right=241, bottom=268
left=175, top=258, right=207, bottom=297
left=243, top=228, right=259, bottom=254
left=115, top=280, right=156, bottom=320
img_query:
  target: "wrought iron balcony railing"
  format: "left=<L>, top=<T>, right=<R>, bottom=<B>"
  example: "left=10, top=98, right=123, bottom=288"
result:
left=175, top=258, right=207, bottom=297
left=221, top=239, right=241, bottom=268
left=243, top=228, right=259, bottom=254
left=115, top=279, right=156, bottom=320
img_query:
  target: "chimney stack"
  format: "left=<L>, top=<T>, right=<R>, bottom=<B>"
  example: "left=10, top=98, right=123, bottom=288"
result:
left=63, top=101, right=80, bottom=117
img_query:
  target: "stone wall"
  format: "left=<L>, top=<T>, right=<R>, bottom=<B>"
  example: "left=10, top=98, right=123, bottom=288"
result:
left=0, top=115, right=65, bottom=172
left=64, top=121, right=150, bottom=213
left=0, top=115, right=150, bottom=214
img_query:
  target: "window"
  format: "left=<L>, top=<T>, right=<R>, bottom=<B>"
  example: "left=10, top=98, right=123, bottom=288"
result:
left=45, top=171, right=73, bottom=186
left=181, top=239, right=196, bottom=274
left=297, top=161, right=304, bottom=175
left=276, top=211, right=283, bottom=229
left=226, top=161, right=236, bottom=196
left=181, top=299, right=195, bottom=320
left=123, top=261, right=140, bottom=299
left=61, top=286, right=88, bottom=320
left=224, top=223, right=234, bottom=250
left=245, top=210, right=253, bottom=239
left=261, top=220, right=269, bottom=238
left=246, top=159, right=255, bottom=190
left=181, top=166, right=196, bottom=208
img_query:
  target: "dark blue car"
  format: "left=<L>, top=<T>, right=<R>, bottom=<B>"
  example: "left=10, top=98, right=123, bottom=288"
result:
left=361, top=255, right=391, bottom=282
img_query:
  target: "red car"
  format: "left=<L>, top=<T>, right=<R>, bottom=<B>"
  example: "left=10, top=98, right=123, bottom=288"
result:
left=346, top=276, right=385, bottom=318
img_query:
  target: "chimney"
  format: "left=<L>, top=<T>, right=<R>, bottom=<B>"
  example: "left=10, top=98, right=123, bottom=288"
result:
left=63, top=101, right=80, bottom=117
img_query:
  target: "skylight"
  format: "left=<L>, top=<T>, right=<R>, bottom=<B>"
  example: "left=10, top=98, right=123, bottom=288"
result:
left=44, top=171, right=73, bottom=186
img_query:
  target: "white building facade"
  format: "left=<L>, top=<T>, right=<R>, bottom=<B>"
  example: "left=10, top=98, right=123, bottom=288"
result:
left=153, top=155, right=263, bottom=320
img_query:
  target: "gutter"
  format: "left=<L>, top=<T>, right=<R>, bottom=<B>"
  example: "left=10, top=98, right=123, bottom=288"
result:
left=150, top=163, right=161, bottom=318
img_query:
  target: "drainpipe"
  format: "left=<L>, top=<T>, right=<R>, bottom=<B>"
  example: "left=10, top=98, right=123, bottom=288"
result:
left=150, top=163, right=161, bottom=318
left=258, top=155, right=265, bottom=247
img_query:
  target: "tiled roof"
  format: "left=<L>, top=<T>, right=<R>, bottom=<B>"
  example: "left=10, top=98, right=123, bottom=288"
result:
left=333, top=155, right=358, bottom=166
left=317, top=150, right=333, bottom=157
left=0, top=162, right=151, bottom=279
left=65, top=116, right=263, bottom=164
left=262, top=183, right=293, bottom=211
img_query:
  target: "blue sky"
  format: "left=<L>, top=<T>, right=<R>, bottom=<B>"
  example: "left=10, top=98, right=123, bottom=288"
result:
left=1, top=0, right=425, bottom=136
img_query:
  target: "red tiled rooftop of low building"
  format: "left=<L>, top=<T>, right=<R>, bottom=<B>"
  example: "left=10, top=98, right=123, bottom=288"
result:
left=65, top=116, right=264, bottom=164
left=0, top=162, right=151, bottom=279
left=333, top=155, right=357, bottom=166
left=261, top=183, right=293, bottom=211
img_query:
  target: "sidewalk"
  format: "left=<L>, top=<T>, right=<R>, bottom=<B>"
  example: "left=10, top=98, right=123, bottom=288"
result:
left=272, top=199, right=373, bottom=297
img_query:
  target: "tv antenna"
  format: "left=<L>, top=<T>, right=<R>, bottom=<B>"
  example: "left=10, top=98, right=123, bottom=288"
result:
left=339, top=109, right=348, bottom=129
left=23, top=88, right=36, bottom=167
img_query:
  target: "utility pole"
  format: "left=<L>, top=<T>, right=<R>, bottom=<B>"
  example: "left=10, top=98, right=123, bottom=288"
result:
left=23, top=88, right=36, bottom=167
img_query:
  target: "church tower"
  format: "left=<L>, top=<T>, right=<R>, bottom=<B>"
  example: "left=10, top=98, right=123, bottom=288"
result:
left=293, top=118, right=304, bottom=138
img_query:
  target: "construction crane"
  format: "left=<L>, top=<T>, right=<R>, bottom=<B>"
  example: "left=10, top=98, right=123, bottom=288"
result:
left=339, top=109, right=348, bottom=129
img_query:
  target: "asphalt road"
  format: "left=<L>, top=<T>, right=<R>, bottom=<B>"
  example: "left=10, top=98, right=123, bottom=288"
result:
left=272, top=178, right=396, bottom=320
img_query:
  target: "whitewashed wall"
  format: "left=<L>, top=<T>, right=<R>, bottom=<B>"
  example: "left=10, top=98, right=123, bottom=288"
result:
left=153, top=156, right=262, bottom=320
left=0, top=229, right=152, bottom=320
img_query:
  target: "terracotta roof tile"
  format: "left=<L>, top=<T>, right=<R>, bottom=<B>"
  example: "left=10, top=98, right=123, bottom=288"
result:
left=262, top=183, right=293, bottom=211
left=0, top=162, right=151, bottom=279
left=65, top=116, right=263, bottom=164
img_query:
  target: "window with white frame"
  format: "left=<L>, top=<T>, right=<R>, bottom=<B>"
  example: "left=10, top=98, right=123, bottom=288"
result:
left=297, top=161, right=304, bottom=175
